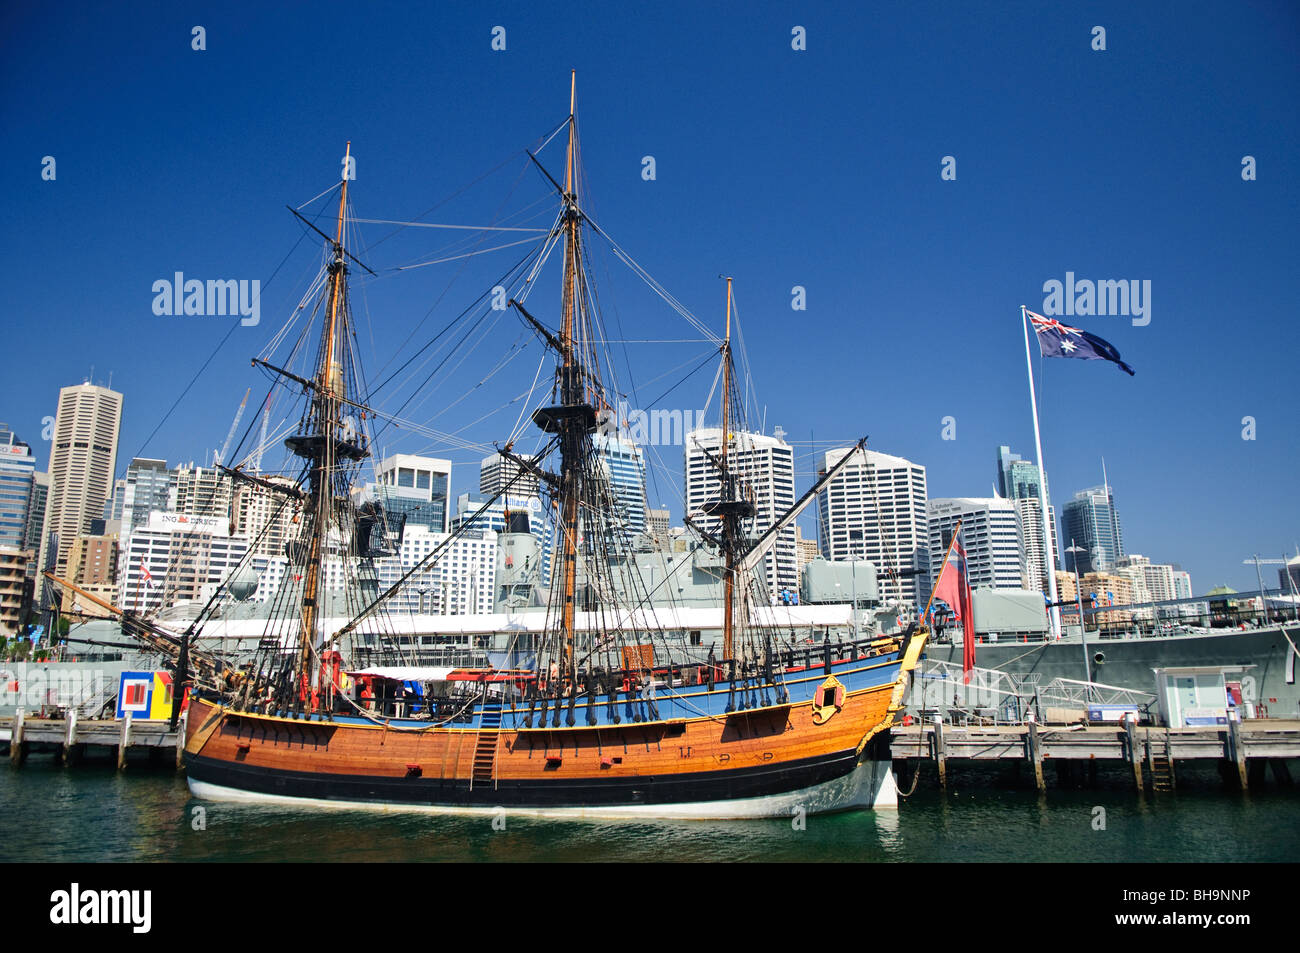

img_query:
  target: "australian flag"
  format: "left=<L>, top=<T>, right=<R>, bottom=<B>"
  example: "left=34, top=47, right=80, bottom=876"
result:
left=1028, top=310, right=1135, bottom=376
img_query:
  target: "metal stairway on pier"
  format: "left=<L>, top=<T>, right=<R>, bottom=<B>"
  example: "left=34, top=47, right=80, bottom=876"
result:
left=470, top=705, right=502, bottom=790
left=1149, top=729, right=1176, bottom=792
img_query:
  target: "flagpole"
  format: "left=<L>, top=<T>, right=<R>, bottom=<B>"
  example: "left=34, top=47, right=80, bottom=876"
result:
left=919, top=518, right=963, bottom=627
left=1022, top=305, right=1062, bottom=639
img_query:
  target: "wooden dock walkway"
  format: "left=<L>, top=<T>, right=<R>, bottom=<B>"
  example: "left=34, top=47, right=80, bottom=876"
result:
left=889, top=717, right=1300, bottom=793
left=4, top=709, right=185, bottom=770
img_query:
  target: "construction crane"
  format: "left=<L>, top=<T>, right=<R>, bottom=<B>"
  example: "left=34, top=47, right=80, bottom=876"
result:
left=213, top=387, right=250, bottom=468
left=252, top=391, right=272, bottom=474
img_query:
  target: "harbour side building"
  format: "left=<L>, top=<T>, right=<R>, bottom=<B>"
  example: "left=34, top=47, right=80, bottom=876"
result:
left=61, top=530, right=119, bottom=618
left=480, top=451, right=541, bottom=499
left=120, top=513, right=248, bottom=612
left=0, top=546, right=30, bottom=635
left=375, top=454, right=452, bottom=535
left=37, top=383, right=122, bottom=603
left=1061, top=485, right=1125, bottom=573
left=926, top=497, right=1025, bottom=591
left=817, top=448, right=928, bottom=606
left=593, top=432, right=647, bottom=548
left=23, top=471, right=50, bottom=556
left=995, top=445, right=1060, bottom=595
left=0, top=425, right=37, bottom=550
left=687, top=428, right=798, bottom=600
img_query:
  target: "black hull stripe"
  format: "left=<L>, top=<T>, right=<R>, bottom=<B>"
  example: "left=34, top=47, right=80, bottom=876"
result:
left=186, top=749, right=863, bottom=808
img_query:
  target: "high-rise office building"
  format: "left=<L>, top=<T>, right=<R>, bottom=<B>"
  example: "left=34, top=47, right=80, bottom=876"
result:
left=1014, top=497, right=1060, bottom=595
left=233, top=474, right=301, bottom=558
left=374, top=524, right=498, bottom=616
left=997, top=445, right=1050, bottom=504
left=927, top=497, right=1025, bottom=591
left=996, top=445, right=1060, bottom=589
left=794, top=525, right=820, bottom=575
left=0, top=425, right=37, bottom=550
left=688, top=428, right=798, bottom=599
left=817, top=448, right=928, bottom=605
left=480, top=451, right=541, bottom=499
left=115, top=458, right=175, bottom=538
left=24, top=471, right=49, bottom=555
left=120, top=513, right=247, bottom=612
left=645, top=508, right=670, bottom=541
left=593, top=432, right=647, bottom=548
left=0, top=546, right=30, bottom=634
left=62, top=530, right=119, bottom=618
left=374, top=454, right=451, bottom=534
left=1061, top=485, right=1124, bottom=573
left=173, top=463, right=232, bottom=520
left=38, top=383, right=123, bottom=600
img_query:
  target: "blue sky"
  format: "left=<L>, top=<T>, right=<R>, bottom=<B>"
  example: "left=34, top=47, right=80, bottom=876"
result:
left=2, top=1, right=1297, bottom=592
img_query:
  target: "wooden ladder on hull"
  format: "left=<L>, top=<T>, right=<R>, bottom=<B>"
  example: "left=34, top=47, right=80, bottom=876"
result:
left=1149, top=728, right=1176, bottom=792
left=470, top=705, right=502, bottom=791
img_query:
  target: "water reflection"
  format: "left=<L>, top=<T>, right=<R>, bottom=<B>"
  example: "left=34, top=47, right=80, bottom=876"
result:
left=2, top=762, right=1298, bottom=863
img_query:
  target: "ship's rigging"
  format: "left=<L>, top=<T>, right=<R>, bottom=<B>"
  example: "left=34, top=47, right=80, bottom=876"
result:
left=66, top=76, right=875, bottom=727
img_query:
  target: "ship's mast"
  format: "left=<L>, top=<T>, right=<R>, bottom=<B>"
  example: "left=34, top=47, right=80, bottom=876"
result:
left=559, top=74, right=580, bottom=678
left=704, top=277, right=756, bottom=662
left=523, top=73, right=594, bottom=682
left=288, top=142, right=360, bottom=700
left=720, top=278, right=736, bottom=660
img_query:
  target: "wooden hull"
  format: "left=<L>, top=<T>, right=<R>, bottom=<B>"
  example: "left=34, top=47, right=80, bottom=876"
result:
left=184, top=636, right=924, bottom=818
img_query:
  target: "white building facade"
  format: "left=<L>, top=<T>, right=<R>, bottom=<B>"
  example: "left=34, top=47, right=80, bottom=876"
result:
left=927, top=497, right=1024, bottom=591
left=687, top=428, right=797, bottom=600
left=818, top=448, right=928, bottom=605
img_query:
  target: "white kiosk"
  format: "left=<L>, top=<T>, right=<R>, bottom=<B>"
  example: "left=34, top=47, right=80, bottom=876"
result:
left=1153, top=665, right=1254, bottom=727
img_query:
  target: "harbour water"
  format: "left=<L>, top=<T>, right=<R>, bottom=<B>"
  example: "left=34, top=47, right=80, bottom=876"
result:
left=3, top=760, right=1297, bottom=863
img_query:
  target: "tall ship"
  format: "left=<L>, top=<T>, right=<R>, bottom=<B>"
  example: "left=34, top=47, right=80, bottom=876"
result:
left=54, top=79, right=930, bottom=817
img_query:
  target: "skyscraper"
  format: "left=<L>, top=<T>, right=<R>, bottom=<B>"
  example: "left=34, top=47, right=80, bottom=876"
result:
left=114, top=458, right=175, bottom=546
left=173, top=463, right=233, bottom=520
left=1013, top=497, right=1060, bottom=594
left=38, top=383, right=122, bottom=600
left=374, top=454, right=452, bottom=534
left=233, top=474, right=301, bottom=558
left=687, top=427, right=797, bottom=599
left=0, top=425, right=37, bottom=550
left=817, top=448, right=928, bottom=605
left=480, top=451, right=541, bottom=499
left=23, top=471, right=49, bottom=556
left=927, top=497, right=1025, bottom=591
left=997, top=445, right=1049, bottom=503
left=645, top=507, right=670, bottom=541
left=593, top=432, right=647, bottom=548
left=996, top=445, right=1059, bottom=592
left=1062, top=485, right=1125, bottom=573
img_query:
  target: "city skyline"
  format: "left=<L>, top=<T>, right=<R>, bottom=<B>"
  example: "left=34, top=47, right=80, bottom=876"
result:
left=6, top=372, right=1280, bottom=602
left=3, top=3, right=1296, bottom=595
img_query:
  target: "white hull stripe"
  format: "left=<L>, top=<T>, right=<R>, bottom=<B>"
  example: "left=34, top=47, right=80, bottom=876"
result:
left=187, top=759, right=899, bottom=820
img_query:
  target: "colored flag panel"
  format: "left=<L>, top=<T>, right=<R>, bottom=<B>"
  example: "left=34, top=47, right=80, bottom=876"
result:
left=1027, top=310, right=1135, bottom=376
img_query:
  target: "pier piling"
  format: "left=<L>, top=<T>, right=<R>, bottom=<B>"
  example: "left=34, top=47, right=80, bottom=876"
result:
left=175, top=710, right=187, bottom=770
left=932, top=715, right=947, bottom=790
left=1123, top=715, right=1143, bottom=793
left=1228, top=713, right=1248, bottom=791
left=117, top=715, right=131, bottom=771
left=10, top=708, right=24, bottom=765
left=63, top=709, right=79, bottom=764
left=1027, top=720, right=1045, bottom=793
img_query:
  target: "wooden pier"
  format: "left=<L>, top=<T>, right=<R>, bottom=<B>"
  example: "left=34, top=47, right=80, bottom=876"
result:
left=3, top=709, right=185, bottom=770
left=890, top=716, right=1300, bottom=793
